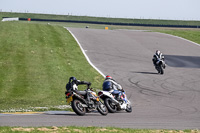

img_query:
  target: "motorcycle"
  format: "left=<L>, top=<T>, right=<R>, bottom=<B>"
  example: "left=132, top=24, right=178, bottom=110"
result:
left=155, top=58, right=166, bottom=74
left=98, top=90, right=132, bottom=113
left=65, top=84, right=108, bottom=116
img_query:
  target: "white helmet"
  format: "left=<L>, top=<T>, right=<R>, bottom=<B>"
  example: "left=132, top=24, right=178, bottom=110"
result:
left=156, top=50, right=161, bottom=56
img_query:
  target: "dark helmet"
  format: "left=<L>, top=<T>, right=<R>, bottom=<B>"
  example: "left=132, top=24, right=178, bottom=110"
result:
left=69, top=77, right=77, bottom=82
left=105, top=75, right=112, bottom=80
left=66, top=77, right=77, bottom=91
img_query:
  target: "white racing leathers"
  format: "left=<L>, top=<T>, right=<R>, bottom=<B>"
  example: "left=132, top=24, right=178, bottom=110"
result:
left=152, top=53, right=166, bottom=74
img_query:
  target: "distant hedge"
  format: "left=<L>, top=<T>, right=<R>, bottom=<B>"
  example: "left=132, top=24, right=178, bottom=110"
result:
left=19, top=17, right=200, bottom=28
left=2, top=17, right=200, bottom=28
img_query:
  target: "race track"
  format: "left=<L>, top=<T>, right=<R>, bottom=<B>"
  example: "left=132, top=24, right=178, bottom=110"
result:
left=1, top=28, right=200, bottom=129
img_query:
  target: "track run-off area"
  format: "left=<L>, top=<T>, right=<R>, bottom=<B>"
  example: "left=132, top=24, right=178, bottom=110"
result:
left=1, top=28, right=200, bottom=129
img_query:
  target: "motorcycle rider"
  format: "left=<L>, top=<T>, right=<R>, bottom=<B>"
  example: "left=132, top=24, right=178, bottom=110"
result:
left=66, top=77, right=91, bottom=92
left=102, top=75, right=124, bottom=100
left=152, top=50, right=165, bottom=68
left=66, top=77, right=92, bottom=103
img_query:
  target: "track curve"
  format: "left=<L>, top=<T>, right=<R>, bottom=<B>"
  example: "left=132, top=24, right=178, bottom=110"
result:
left=1, top=28, right=200, bottom=129
left=67, top=28, right=200, bottom=129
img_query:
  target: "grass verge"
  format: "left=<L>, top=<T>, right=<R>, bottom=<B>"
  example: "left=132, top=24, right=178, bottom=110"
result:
left=0, top=13, right=200, bottom=113
left=0, top=21, right=104, bottom=112
left=155, top=29, right=200, bottom=44
left=0, top=126, right=199, bottom=133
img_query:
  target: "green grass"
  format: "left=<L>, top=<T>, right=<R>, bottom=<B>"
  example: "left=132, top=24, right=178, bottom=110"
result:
left=0, top=12, right=200, bottom=132
left=1, top=12, right=200, bottom=45
left=0, top=12, right=200, bottom=112
left=155, top=29, right=200, bottom=44
left=0, top=21, right=104, bottom=112
left=0, top=126, right=199, bottom=133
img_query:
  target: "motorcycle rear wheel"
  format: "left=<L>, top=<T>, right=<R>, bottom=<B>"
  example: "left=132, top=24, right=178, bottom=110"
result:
left=97, top=101, right=108, bottom=115
left=71, top=99, right=86, bottom=116
left=104, top=98, right=117, bottom=113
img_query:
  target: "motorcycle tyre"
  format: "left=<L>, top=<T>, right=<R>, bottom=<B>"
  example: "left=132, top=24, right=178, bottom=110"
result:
left=104, top=98, right=117, bottom=113
left=155, top=66, right=160, bottom=74
left=126, top=105, right=132, bottom=113
left=71, top=99, right=86, bottom=116
left=160, top=66, right=164, bottom=74
left=97, top=101, right=108, bottom=115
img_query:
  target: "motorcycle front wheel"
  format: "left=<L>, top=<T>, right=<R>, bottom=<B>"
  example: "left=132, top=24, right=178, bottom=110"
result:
left=156, top=65, right=164, bottom=74
left=160, top=66, right=164, bottom=74
left=104, top=98, right=117, bottom=113
left=126, top=104, right=132, bottom=113
left=97, top=101, right=108, bottom=115
left=71, top=99, right=86, bottom=116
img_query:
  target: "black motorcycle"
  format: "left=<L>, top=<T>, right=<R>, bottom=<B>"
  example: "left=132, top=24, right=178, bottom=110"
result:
left=65, top=78, right=108, bottom=116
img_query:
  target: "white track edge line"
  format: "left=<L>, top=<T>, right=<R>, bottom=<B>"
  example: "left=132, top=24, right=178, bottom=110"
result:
left=66, top=27, right=105, bottom=78
left=66, top=28, right=199, bottom=78
left=156, top=32, right=200, bottom=47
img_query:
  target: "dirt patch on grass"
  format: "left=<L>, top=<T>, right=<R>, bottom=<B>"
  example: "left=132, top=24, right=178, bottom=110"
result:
left=12, top=127, right=34, bottom=132
left=37, top=126, right=59, bottom=131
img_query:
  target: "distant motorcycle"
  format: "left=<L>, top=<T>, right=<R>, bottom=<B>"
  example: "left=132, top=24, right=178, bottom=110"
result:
left=65, top=84, right=108, bottom=116
left=155, top=58, right=166, bottom=74
left=98, top=90, right=132, bottom=113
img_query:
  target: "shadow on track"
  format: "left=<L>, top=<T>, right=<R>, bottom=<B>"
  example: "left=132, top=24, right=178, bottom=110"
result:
left=165, top=55, right=200, bottom=68
left=132, top=71, right=158, bottom=75
left=44, top=111, right=109, bottom=116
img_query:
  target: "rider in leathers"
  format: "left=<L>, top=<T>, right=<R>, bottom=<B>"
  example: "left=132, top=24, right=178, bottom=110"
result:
left=66, top=77, right=92, bottom=103
left=152, top=50, right=165, bottom=68
left=102, top=75, right=123, bottom=100
left=66, top=77, right=91, bottom=91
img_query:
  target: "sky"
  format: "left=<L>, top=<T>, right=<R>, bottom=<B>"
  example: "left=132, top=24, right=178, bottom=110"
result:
left=0, top=0, right=200, bottom=20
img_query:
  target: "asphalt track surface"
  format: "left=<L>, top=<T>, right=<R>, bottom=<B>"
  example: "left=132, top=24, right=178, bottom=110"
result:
left=1, top=28, right=200, bottom=129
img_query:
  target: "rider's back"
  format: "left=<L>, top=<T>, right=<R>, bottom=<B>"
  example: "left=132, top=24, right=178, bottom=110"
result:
left=103, top=80, right=113, bottom=91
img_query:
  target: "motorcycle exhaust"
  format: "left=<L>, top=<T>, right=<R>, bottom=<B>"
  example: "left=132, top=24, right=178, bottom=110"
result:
left=73, top=93, right=87, bottom=104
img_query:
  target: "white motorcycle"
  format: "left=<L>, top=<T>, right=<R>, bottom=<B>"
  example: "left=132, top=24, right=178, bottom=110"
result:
left=155, top=58, right=166, bottom=74
left=98, top=90, right=132, bottom=113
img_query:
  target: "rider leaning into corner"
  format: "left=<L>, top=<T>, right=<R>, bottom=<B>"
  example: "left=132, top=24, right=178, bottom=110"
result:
left=152, top=50, right=166, bottom=68
left=102, top=75, right=124, bottom=100
left=66, top=77, right=91, bottom=91
left=66, top=77, right=91, bottom=92
left=66, top=77, right=92, bottom=102
left=66, top=77, right=96, bottom=103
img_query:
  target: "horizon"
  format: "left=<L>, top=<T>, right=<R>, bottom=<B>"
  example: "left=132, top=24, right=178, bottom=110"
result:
left=0, top=0, right=199, bottom=21
left=1, top=11, right=200, bottom=22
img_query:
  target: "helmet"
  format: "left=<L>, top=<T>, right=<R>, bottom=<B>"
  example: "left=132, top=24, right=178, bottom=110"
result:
left=66, top=77, right=77, bottom=91
left=69, top=77, right=77, bottom=82
left=103, top=81, right=112, bottom=91
left=105, top=75, right=112, bottom=80
left=156, top=50, right=161, bottom=56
